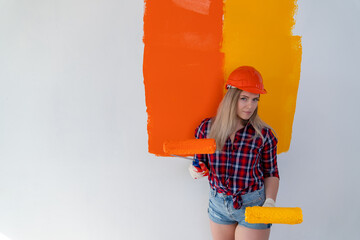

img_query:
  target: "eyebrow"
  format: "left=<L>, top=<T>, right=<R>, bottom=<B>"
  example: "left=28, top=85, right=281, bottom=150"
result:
left=240, top=95, right=260, bottom=99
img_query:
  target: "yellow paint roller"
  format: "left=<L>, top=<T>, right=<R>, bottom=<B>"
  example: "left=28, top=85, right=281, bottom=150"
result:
left=245, top=206, right=303, bottom=225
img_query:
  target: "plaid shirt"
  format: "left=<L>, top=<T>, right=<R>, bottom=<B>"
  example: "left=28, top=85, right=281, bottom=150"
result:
left=193, top=118, right=279, bottom=209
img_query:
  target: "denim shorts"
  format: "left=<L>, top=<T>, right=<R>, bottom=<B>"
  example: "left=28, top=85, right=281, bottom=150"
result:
left=208, top=187, right=272, bottom=229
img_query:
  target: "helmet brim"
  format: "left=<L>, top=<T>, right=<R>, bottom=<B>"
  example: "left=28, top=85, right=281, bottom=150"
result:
left=227, top=85, right=267, bottom=94
left=241, top=87, right=267, bottom=94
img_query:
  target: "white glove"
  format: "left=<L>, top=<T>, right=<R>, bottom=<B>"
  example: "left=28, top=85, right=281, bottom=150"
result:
left=188, top=162, right=209, bottom=179
left=262, top=198, right=276, bottom=207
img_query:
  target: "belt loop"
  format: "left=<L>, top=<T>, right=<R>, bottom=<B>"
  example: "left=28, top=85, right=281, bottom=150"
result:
left=259, top=186, right=265, bottom=198
left=210, top=187, right=216, bottom=197
left=239, top=194, right=243, bottom=208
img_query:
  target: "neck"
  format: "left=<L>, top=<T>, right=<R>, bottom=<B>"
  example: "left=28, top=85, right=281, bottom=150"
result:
left=236, top=118, right=248, bottom=131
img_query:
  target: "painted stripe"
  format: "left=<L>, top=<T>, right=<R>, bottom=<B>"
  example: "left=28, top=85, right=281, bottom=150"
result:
left=143, top=0, right=224, bottom=155
left=222, top=0, right=302, bottom=153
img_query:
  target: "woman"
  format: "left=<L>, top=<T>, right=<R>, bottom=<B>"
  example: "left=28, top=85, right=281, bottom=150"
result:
left=189, top=66, right=280, bottom=240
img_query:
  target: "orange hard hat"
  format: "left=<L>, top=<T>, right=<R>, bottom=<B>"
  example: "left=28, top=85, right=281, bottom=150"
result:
left=225, top=66, right=267, bottom=94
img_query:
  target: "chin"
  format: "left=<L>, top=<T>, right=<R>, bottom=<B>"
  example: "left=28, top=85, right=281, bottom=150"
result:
left=239, top=116, right=250, bottom=121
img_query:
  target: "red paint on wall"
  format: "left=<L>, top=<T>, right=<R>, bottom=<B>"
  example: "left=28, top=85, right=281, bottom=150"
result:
left=143, top=0, right=224, bottom=156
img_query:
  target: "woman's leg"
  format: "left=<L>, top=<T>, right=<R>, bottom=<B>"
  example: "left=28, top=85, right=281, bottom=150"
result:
left=234, top=225, right=270, bottom=240
left=210, top=219, right=237, bottom=240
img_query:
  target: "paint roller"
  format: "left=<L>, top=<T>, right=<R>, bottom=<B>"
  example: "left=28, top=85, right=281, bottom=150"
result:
left=163, top=138, right=216, bottom=160
left=164, top=139, right=303, bottom=225
left=245, top=206, right=303, bottom=225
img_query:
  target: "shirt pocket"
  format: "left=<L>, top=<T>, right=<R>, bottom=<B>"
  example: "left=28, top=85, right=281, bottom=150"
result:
left=238, top=137, right=263, bottom=161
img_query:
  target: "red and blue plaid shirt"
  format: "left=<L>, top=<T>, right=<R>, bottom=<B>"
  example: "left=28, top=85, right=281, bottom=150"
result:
left=193, top=118, right=279, bottom=209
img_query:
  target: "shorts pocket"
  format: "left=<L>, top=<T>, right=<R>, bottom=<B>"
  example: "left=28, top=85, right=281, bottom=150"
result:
left=209, top=194, right=223, bottom=209
left=241, top=189, right=265, bottom=207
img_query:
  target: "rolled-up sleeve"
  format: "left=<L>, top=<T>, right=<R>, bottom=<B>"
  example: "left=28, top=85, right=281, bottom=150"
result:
left=193, top=120, right=210, bottom=169
left=261, top=129, right=280, bottom=179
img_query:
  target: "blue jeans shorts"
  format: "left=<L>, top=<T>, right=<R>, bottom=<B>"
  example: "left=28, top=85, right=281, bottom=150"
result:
left=208, top=187, right=272, bottom=229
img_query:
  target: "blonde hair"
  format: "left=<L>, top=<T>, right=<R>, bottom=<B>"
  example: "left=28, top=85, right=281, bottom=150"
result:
left=208, top=88, right=275, bottom=151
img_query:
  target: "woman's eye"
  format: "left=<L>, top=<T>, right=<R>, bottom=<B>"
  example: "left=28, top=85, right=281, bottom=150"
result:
left=253, top=98, right=259, bottom=102
left=241, top=98, right=247, bottom=101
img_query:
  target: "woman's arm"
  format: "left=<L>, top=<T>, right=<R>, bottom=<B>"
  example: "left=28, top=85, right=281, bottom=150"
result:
left=262, top=129, right=280, bottom=202
left=264, top=176, right=279, bottom=201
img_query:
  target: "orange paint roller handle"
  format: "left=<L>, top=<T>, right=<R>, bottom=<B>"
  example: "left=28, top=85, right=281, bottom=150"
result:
left=163, top=139, right=216, bottom=156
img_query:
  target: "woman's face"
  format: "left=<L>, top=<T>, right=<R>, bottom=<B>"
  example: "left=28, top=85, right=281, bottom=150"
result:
left=237, top=91, right=260, bottom=120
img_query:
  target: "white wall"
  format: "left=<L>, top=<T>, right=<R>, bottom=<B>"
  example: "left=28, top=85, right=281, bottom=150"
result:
left=0, top=0, right=359, bottom=239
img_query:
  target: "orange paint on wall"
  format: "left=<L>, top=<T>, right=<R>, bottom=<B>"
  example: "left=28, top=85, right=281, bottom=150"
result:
left=143, top=0, right=224, bottom=155
left=143, top=0, right=302, bottom=156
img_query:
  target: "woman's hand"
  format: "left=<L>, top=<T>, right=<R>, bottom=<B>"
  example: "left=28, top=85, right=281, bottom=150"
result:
left=188, top=162, right=209, bottom=179
left=262, top=198, right=276, bottom=207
